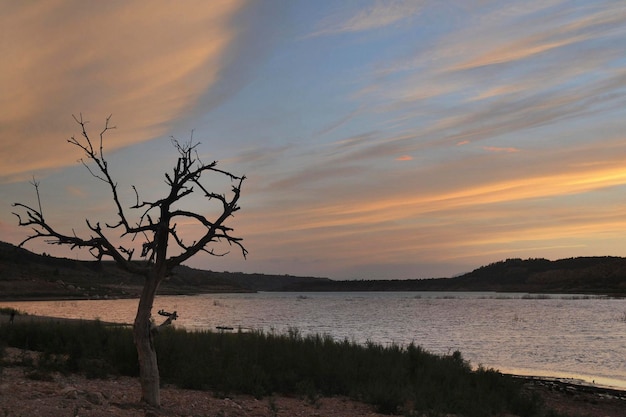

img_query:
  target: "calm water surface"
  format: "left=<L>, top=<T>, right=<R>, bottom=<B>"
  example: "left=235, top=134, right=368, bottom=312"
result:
left=2, top=292, right=625, bottom=389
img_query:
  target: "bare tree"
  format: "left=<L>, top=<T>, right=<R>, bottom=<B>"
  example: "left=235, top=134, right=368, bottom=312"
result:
left=12, top=115, right=247, bottom=407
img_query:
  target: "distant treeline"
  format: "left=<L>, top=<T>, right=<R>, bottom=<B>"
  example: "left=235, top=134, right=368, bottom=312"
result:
left=0, top=241, right=329, bottom=298
left=283, top=257, right=626, bottom=295
left=2, top=240, right=626, bottom=297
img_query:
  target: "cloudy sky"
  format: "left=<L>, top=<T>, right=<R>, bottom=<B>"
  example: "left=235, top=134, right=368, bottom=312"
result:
left=2, top=0, right=626, bottom=280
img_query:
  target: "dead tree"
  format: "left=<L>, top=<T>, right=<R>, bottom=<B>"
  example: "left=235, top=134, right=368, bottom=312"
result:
left=12, top=115, right=247, bottom=407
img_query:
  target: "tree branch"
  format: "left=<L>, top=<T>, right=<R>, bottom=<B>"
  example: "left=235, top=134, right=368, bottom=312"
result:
left=14, top=118, right=247, bottom=281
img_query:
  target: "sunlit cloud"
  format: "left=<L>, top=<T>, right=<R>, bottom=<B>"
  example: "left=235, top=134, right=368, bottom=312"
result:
left=445, top=2, right=626, bottom=71
left=231, top=191, right=626, bottom=277
left=242, top=157, right=626, bottom=236
left=483, top=146, right=520, bottom=153
left=395, top=155, right=413, bottom=161
left=0, top=0, right=247, bottom=182
left=65, top=186, right=86, bottom=197
left=453, top=36, right=581, bottom=72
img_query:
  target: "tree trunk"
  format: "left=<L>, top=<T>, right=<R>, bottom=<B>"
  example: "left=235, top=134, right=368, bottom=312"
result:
left=133, top=273, right=161, bottom=407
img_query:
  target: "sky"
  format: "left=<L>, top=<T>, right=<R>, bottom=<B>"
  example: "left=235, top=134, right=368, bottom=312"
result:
left=2, top=0, right=626, bottom=280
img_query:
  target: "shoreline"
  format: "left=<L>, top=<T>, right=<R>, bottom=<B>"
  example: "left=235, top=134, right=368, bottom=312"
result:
left=2, top=313, right=626, bottom=416
left=512, top=374, right=626, bottom=398
left=0, top=286, right=626, bottom=303
left=2, top=312, right=626, bottom=398
left=0, top=311, right=133, bottom=327
left=0, top=345, right=624, bottom=417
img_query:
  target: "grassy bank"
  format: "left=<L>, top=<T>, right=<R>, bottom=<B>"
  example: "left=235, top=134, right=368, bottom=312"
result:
left=0, top=318, right=542, bottom=416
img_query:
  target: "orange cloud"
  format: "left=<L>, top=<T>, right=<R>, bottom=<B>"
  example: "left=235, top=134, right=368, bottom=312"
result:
left=244, top=161, right=626, bottom=236
left=395, top=155, right=413, bottom=161
left=0, top=0, right=247, bottom=182
left=483, top=146, right=520, bottom=153
left=65, top=186, right=86, bottom=197
left=454, top=37, right=577, bottom=71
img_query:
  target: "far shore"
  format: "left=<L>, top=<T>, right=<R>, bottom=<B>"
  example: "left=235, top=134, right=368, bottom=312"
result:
left=1, top=288, right=623, bottom=305
left=0, top=294, right=139, bottom=302
left=0, top=311, right=132, bottom=327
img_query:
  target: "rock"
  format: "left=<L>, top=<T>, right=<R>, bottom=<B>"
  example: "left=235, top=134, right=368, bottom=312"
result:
left=85, top=391, right=106, bottom=405
left=61, top=386, right=80, bottom=399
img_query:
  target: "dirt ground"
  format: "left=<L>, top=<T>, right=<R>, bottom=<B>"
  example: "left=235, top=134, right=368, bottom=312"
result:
left=0, top=346, right=379, bottom=417
left=1, top=347, right=626, bottom=417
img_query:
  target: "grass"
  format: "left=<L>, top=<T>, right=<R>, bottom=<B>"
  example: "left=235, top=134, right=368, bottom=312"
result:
left=0, top=319, right=542, bottom=416
left=0, top=307, right=22, bottom=316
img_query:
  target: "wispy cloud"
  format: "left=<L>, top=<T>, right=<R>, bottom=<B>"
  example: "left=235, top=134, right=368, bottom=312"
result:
left=451, top=5, right=626, bottom=71
left=483, top=146, right=520, bottom=153
left=329, top=1, right=626, bottom=167
left=65, top=186, right=86, bottom=197
left=0, top=0, right=248, bottom=182
left=395, top=155, right=413, bottom=161
left=311, top=0, right=423, bottom=36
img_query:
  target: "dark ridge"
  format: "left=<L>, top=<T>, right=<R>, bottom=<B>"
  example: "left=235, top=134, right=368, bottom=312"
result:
left=2, top=241, right=626, bottom=297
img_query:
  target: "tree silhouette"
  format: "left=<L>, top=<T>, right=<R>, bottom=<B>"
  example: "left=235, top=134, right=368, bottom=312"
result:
left=12, top=115, right=247, bottom=406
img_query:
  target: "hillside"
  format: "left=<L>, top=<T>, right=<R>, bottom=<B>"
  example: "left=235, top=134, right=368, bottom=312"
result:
left=284, top=257, right=626, bottom=295
left=2, top=240, right=626, bottom=298
left=448, top=257, right=626, bottom=294
left=0, top=241, right=329, bottom=300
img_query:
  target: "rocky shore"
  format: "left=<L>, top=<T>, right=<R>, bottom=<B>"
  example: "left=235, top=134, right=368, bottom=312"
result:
left=0, top=346, right=625, bottom=417
left=519, top=376, right=626, bottom=417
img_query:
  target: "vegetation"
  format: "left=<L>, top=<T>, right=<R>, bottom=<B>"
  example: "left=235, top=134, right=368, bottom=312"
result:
left=0, top=240, right=327, bottom=299
left=3, top=240, right=626, bottom=296
left=0, top=307, right=22, bottom=316
left=281, top=257, right=626, bottom=295
left=0, top=318, right=542, bottom=416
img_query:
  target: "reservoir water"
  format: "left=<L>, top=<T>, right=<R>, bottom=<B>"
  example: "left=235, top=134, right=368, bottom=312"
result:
left=2, top=291, right=625, bottom=389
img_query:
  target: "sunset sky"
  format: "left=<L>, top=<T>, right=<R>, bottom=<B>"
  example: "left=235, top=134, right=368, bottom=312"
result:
left=2, top=0, right=626, bottom=280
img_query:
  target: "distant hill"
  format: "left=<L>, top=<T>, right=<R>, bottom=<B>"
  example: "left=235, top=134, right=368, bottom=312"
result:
left=283, top=257, right=626, bottom=295
left=0, top=241, right=329, bottom=300
left=450, top=257, right=626, bottom=294
left=2, top=240, right=626, bottom=298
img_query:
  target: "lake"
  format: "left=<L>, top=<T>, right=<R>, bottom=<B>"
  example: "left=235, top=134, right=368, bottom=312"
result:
left=2, top=291, right=625, bottom=389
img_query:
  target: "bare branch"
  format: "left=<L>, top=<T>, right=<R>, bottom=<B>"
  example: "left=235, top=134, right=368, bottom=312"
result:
left=29, top=176, right=44, bottom=219
left=12, top=117, right=150, bottom=276
left=68, top=114, right=132, bottom=235
left=14, top=120, right=247, bottom=281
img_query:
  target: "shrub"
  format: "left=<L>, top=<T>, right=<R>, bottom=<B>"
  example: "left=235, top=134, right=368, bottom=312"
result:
left=0, top=320, right=542, bottom=416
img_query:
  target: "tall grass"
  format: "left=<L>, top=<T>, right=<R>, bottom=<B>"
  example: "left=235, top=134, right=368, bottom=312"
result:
left=0, top=319, right=541, bottom=416
left=0, top=307, right=21, bottom=316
